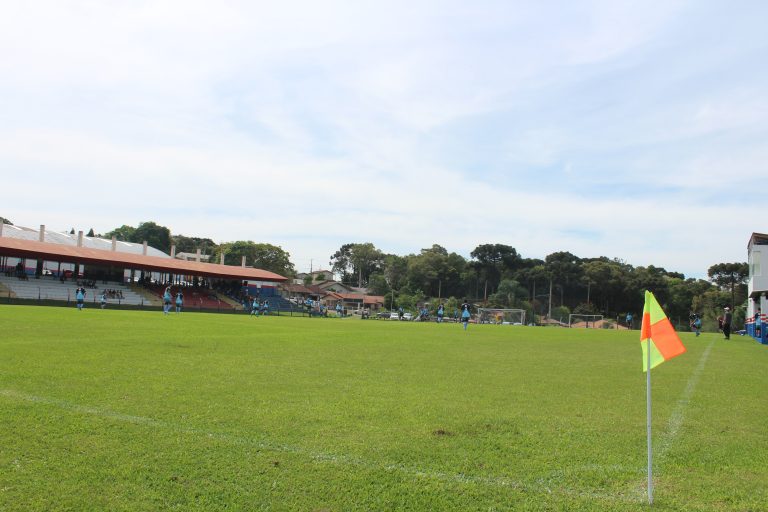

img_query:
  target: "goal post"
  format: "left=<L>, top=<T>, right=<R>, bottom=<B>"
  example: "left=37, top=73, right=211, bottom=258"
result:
left=568, top=314, right=604, bottom=328
left=477, top=308, right=526, bottom=325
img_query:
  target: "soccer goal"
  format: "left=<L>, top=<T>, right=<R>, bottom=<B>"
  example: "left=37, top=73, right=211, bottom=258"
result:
left=477, top=308, right=526, bottom=325
left=568, top=314, right=604, bottom=328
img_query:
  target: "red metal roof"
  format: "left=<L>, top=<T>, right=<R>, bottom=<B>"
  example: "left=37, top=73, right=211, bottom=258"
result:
left=0, top=237, right=286, bottom=282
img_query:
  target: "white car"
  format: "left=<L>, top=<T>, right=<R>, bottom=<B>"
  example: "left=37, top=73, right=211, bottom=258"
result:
left=389, top=312, right=399, bottom=320
left=402, top=313, right=413, bottom=321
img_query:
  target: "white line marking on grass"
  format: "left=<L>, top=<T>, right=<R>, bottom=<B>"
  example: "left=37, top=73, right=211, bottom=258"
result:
left=1, top=389, right=638, bottom=504
left=656, top=338, right=715, bottom=464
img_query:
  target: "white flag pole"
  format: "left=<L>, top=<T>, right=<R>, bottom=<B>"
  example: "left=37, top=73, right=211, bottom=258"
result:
left=646, top=338, right=654, bottom=505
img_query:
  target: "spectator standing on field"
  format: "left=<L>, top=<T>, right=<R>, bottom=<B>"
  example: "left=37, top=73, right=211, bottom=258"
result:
left=722, top=307, right=732, bottom=340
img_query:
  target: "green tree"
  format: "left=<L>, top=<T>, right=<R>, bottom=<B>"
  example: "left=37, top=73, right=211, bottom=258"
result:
left=667, top=277, right=715, bottom=322
left=581, top=258, right=630, bottom=314
left=330, top=243, right=383, bottom=287
left=708, top=262, right=749, bottom=310
left=218, top=241, right=295, bottom=277
left=367, top=272, right=391, bottom=296
left=544, top=251, right=582, bottom=307
left=86, top=228, right=95, bottom=237
left=383, top=254, right=408, bottom=291
left=104, top=224, right=136, bottom=241
left=395, top=289, right=423, bottom=312
left=132, top=221, right=172, bottom=253
left=470, top=244, right=520, bottom=295
left=172, top=234, right=216, bottom=256
left=488, top=279, right=529, bottom=308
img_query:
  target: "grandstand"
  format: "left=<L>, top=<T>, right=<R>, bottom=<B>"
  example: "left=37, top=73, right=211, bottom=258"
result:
left=0, top=222, right=288, bottom=312
left=0, top=274, right=148, bottom=305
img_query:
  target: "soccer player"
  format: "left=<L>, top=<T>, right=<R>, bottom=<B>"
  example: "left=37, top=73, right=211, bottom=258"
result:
left=436, top=303, right=444, bottom=323
left=100, top=291, right=107, bottom=309
left=175, top=291, right=184, bottom=313
left=251, top=297, right=259, bottom=316
left=75, top=286, right=86, bottom=310
left=163, top=286, right=172, bottom=315
left=690, top=313, right=702, bottom=337
left=460, top=300, right=471, bottom=330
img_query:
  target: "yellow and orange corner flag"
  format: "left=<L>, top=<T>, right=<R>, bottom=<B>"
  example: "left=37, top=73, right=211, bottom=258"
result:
left=640, top=290, right=686, bottom=371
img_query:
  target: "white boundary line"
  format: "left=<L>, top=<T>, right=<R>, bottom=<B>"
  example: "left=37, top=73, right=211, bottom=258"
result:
left=655, top=338, right=715, bottom=464
left=0, top=388, right=641, bottom=504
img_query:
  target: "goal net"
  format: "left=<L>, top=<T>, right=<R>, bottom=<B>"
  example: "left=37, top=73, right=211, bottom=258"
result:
left=477, top=308, right=526, bottom=325
left=568, top=314, right=604, bottom=328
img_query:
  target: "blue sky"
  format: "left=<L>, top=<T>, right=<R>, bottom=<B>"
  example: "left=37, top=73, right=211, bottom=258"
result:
left=2, top=1, right=766, bottom=277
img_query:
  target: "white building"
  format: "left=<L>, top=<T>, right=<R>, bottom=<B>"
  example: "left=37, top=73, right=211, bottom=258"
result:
left=746, top=232, right=768, bottom=343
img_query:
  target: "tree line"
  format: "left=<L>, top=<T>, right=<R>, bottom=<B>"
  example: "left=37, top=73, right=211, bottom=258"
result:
left=2, top=216, right=749, bottom=329
left=329, top=242, right=749, bottom=330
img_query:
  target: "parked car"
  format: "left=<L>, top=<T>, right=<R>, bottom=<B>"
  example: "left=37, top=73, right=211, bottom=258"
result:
left=389, top=312, right=399, bottom=320
left=402, top=312, right=413, bottom=321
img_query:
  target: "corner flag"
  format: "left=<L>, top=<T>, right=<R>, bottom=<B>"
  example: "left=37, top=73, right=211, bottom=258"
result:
left=640, top=290, right=686, bottom=372
left=640, top=289, right=686, bottom=505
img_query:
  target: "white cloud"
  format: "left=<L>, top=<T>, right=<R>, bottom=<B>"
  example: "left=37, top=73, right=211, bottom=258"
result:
left=2, top=0, right=766, bottom=277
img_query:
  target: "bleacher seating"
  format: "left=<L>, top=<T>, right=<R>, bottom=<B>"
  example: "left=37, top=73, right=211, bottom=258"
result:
left=0, top=274, right=147, bottom=305
left=146, top=284, right=233, bottom=310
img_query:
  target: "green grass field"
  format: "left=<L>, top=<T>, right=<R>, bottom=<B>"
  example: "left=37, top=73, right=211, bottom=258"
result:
left=1, top=305, right=766, bottom=511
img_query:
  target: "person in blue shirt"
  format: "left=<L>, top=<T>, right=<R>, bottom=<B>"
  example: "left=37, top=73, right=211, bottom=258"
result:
left=625, top=312, right=633, bottom=330
left=460, top=300, right=471, bottom=330
left=163, top=287, right=172, bottom=315
left=690, top=313, right=702, bottom=337
left=436, top=304, right=445, bottom=323
left=75, top=287, right=86, bottom=310
left=336, top=302, right=343, bottom=318
left=262, top=300, right=269, bottom=316
left=100, top=291, right=107, bottom=309
left=251, top=297, right=259, bottom=316
left=175, top=291, right=184, bottom=313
